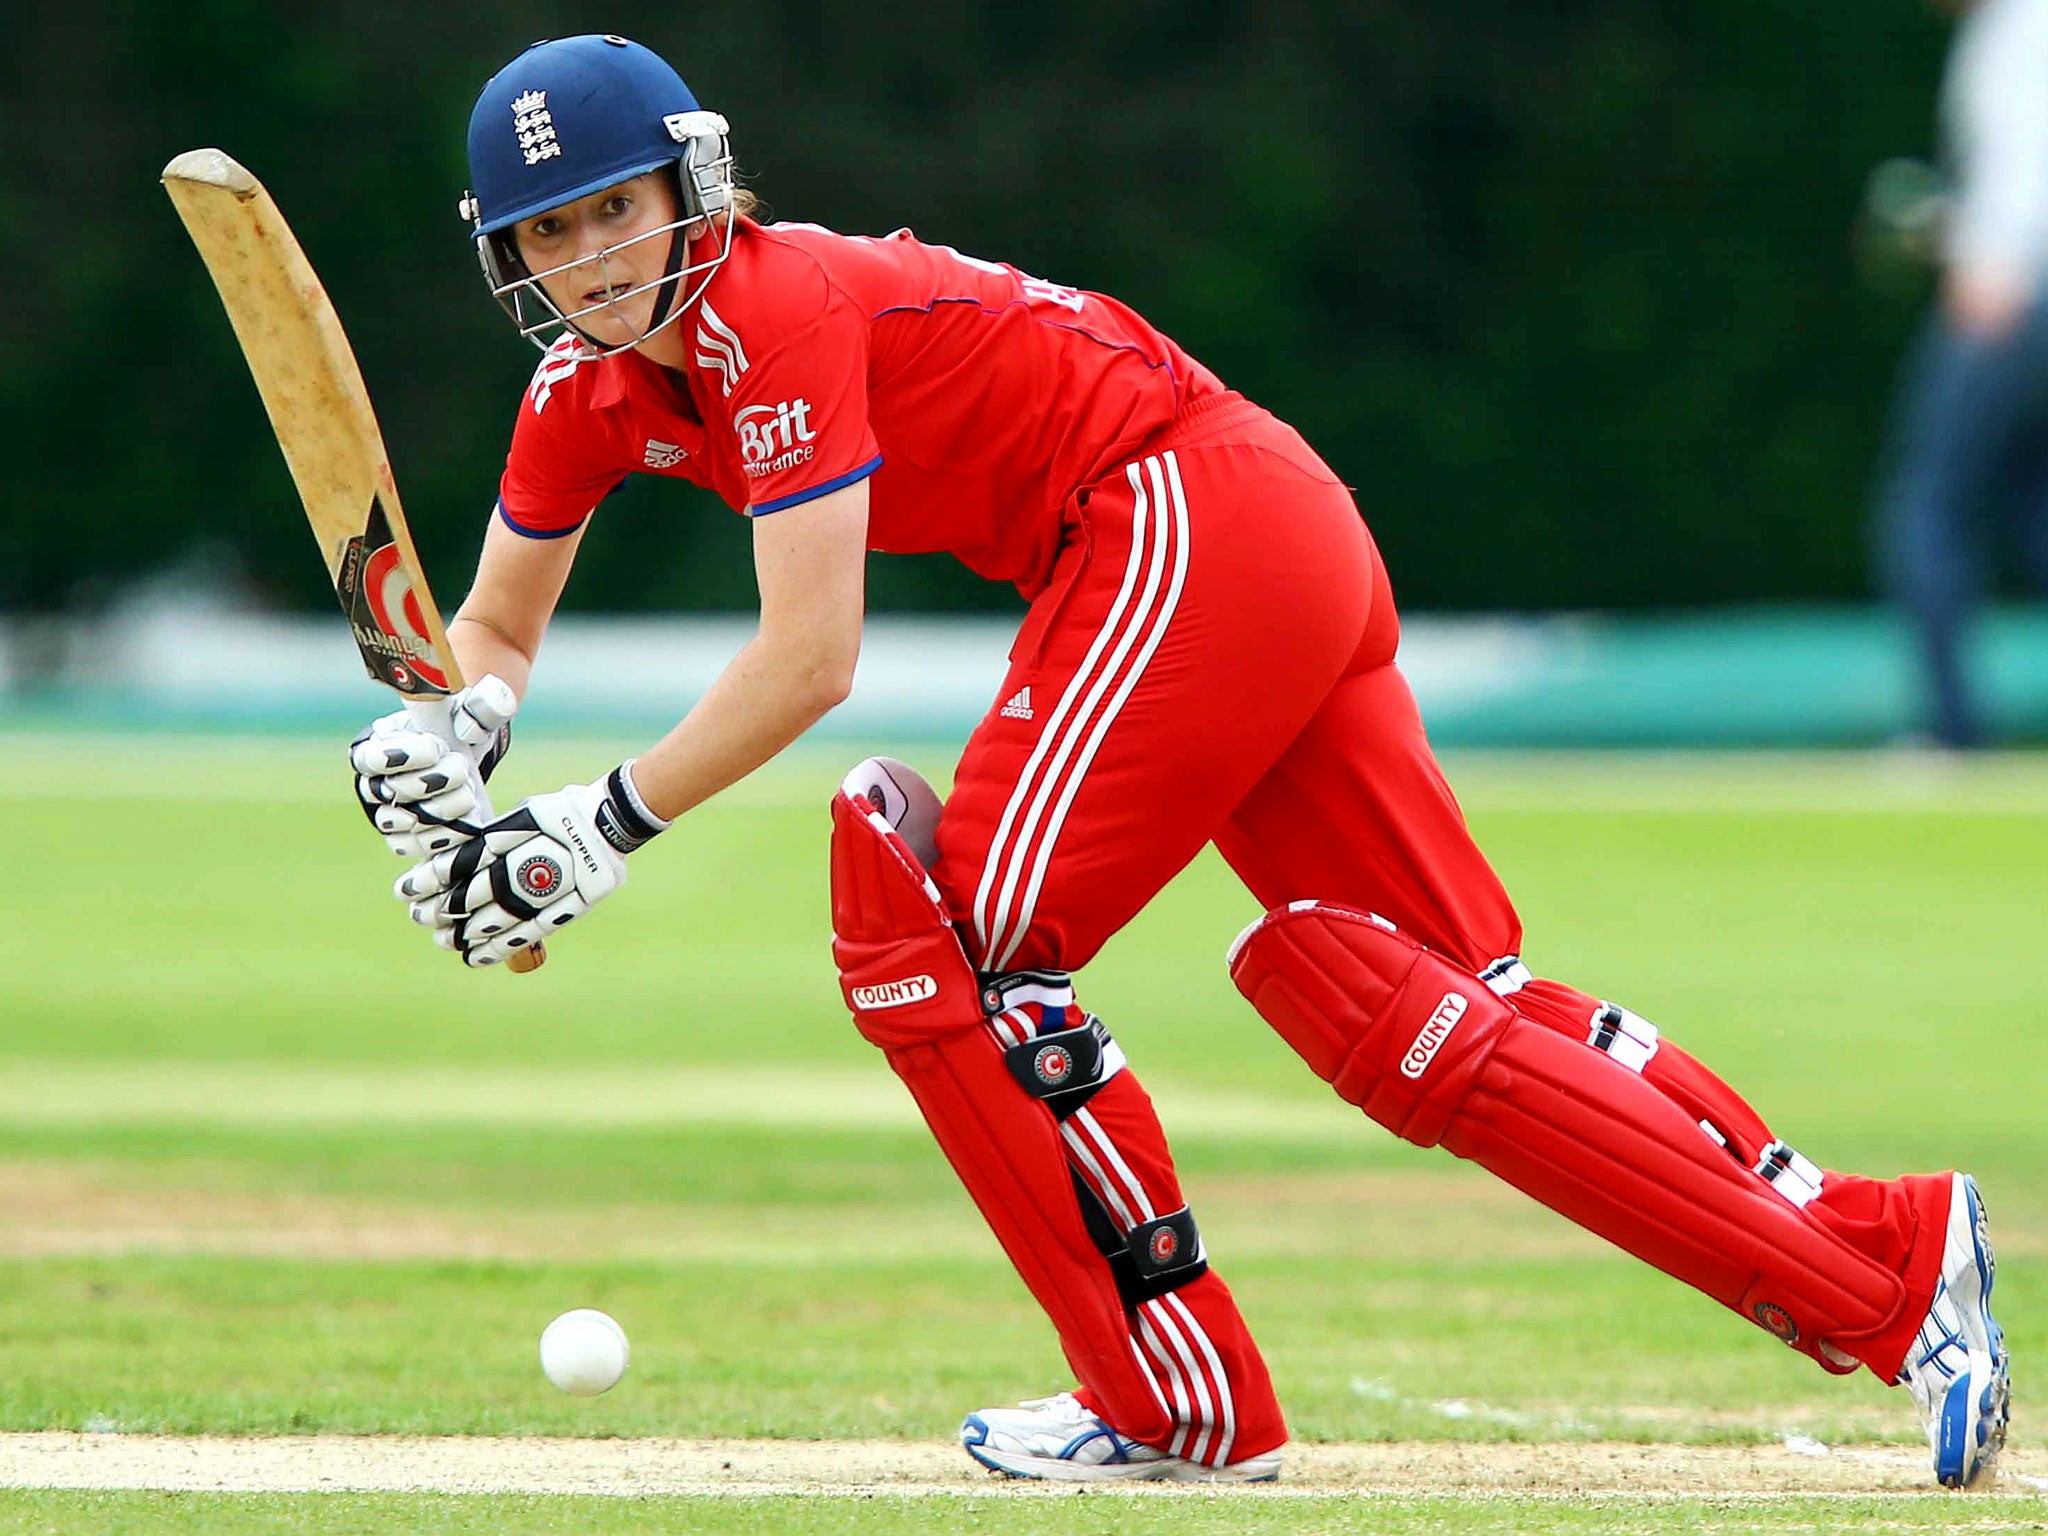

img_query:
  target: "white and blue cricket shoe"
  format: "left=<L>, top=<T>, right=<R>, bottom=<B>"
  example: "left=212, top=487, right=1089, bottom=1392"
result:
left=1898, top=1173, right=2010, bottom=1489
left=960, top=1392, right=1281, bottom=1483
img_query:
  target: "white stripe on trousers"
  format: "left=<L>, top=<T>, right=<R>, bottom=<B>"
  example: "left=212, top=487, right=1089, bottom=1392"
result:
left=1166, top=1290, right=1235, bottom=1466
left=1056, top=1117, right=1190, bottom=1439
left=982, top=1009, right=1194, bottom=1444
left=993, top=453, right=1191, bottom=972
left=1145, top=1297, right=1216, bottom=1462
left=965, top=451, right=1235, bottom=1462
left=1136, top=1309, right=1197, bottom=1458
left=1058, top=1114, right=1214, bottom=1450
left=1062, top=1103, right=1235, bottom=1465
left=971, top=451, right=1190, bottom=970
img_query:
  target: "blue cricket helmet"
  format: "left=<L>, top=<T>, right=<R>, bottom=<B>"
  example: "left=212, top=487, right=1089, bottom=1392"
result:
left=459, top=34, right=736, bottom=353
left=465, top=34, right=717, bottom=235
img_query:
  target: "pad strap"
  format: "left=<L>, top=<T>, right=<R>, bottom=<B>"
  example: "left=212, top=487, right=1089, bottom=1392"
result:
left=1122, top=1206, right=1208, bottom=1302
left=1003, top=1018, right=1113, bottom=1119
left=980, top=968, right=1078, bottom=1015
left=985, top=968, right=1125, bottom=1121
left=1068, top=1172, right=1211, bottom=1308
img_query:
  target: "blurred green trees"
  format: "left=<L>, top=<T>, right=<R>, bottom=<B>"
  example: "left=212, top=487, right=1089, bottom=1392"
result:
left=3, top=1, right=1946, bottom=616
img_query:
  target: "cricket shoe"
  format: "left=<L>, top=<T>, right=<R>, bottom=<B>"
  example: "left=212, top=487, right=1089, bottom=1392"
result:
left=961, top=1392, right=1280, bottom=1483
left=1897, top=1173, right=2010, bottom=1489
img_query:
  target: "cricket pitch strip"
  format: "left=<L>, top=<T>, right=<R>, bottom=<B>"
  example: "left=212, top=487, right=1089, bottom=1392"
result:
left=0, top=1432, right=2039, bottom=1499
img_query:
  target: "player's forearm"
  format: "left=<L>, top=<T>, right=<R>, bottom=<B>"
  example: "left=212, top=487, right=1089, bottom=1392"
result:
left=628, top=634, right=856, bottom=822
left=445, top=514, right=584, bottom=702
left=448, top=612, right=537, bottom=701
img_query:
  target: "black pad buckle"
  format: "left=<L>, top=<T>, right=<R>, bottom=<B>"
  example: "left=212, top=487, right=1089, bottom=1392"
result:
left=1121, top=1207, right=1208, bottom=1305
left=1066, top=1175, right=1211, bottom=1307
left=1003, top=1020, right=1108, bottom=1119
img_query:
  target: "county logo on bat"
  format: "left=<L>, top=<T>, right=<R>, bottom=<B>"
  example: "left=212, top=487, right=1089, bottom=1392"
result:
left=334, top=496, right=451, bottom=696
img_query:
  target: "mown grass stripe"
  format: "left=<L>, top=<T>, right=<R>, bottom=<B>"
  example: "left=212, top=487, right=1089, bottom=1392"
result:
left=5, top=737, right=2047, bottom=814
left=0, top=1064, right=1360, bottom=1141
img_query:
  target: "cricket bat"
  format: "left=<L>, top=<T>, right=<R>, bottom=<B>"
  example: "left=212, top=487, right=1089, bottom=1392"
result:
left=161, top=148, right=544, bottom=973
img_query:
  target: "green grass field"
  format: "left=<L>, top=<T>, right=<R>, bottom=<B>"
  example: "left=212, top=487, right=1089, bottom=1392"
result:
left=2, top=736, right=2044, bottom=1532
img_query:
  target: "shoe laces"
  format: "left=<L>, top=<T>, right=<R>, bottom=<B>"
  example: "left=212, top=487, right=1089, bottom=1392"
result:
left=1016, top=1392, right=1096, bottom=1426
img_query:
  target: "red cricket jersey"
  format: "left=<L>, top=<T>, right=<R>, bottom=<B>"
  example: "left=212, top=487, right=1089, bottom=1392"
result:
left=496, top=218, right=1227, bottom=594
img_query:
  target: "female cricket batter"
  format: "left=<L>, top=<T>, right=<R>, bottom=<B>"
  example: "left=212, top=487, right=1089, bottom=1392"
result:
left=350, top=34, right=2009, bottom=1487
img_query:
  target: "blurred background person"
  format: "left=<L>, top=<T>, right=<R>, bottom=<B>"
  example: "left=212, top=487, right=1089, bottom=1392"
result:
left=1871, top=0, right=2048, bottom=748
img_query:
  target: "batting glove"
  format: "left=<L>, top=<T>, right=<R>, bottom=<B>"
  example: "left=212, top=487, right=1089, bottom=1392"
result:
left=394, top=761, right=670, bottom=967
left=349, top=675, right=518, bottom=858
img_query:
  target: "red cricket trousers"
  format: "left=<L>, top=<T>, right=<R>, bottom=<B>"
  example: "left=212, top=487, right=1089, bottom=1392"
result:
left=925, top=392, right=1948, bottom=1465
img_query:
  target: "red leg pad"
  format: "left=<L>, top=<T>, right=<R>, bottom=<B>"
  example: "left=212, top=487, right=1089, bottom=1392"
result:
left=1513, top=978, right=1775, bottom=1160
left=1508, top=976, right=1949, bottom=1379
left=829, top=791, right=1176, bottom=1444
left=1229, top=902, right=1913, bottom=1370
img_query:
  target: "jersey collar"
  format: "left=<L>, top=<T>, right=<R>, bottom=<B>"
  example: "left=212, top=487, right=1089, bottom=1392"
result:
left=588, top=358, right=627, bottom=411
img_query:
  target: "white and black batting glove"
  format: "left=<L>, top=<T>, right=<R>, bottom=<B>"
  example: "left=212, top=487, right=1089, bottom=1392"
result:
left=394, top=761, right=670, bottom=967
left=349, top=676, right=518, bottom=858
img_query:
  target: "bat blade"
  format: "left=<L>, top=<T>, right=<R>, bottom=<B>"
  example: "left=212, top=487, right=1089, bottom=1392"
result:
left=163, top=148, right=544, bottom=973
left=161, top=148, right=458, bottom=698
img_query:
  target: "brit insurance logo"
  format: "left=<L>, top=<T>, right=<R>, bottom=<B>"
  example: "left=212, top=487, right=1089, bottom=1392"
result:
left=735, top=398, right=818, bottom=478
left=511, top=90, right=561, bottom=166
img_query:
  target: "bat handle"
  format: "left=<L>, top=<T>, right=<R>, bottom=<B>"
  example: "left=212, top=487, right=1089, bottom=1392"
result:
left=404, top=695, right=547, bottom=974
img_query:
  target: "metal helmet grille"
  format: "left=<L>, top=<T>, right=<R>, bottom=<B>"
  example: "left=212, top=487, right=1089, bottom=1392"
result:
left=476, top=132, right=738, bottom=358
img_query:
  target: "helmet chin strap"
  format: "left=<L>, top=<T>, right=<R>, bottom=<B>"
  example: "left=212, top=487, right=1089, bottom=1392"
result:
left=641, top=223, right=692, bottom=336
left=638, top=158, right=716, bottom=340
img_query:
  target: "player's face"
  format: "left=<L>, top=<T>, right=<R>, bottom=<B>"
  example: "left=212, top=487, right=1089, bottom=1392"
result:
left=515, top=173, right=683, bottom=346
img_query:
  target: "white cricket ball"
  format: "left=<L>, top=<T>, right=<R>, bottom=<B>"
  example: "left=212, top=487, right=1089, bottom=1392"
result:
left=539, top=1308, right=630, bottom=1396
